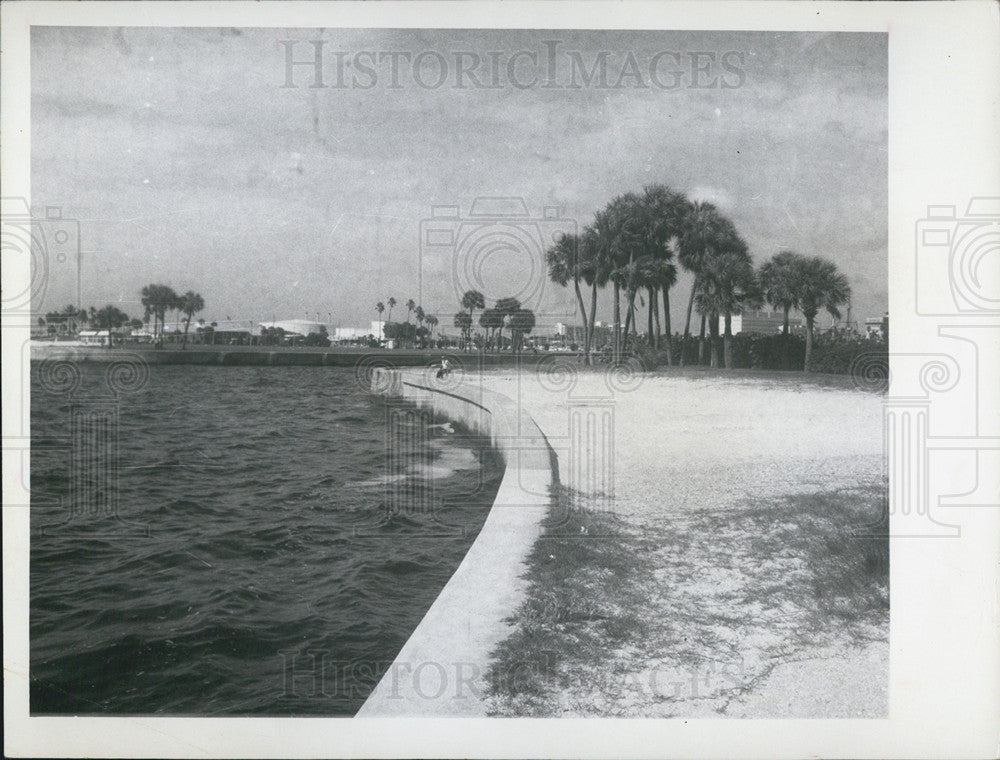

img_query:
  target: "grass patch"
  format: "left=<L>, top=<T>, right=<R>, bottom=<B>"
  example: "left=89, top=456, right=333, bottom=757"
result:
left=483, top=480, right=889, bottom=717
left=484, top=487, right=656, bottom=716
left=743, top=483, right=889, bottom=633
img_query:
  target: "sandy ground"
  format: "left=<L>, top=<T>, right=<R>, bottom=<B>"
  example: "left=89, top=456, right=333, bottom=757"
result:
left=470, top=368, right=888, bottom=718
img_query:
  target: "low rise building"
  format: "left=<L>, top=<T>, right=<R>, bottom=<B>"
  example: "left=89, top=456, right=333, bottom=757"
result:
left=719, top=310, right=804, bottom=335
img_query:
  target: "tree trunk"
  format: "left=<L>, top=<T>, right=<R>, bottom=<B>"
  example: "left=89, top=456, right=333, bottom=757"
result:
left=724, top=311, right=733, bottom=369
left=662, top=287, right=673, bottom=366
left=781, top=305, right=791, bottom=370
left=698, top=312, right=707, bottom=364
left=182, top=316, right=191, bottom=349
left=613, top=282, right=621, bottom=364
left=647, top=287, right=655, bottom=347
left=587, top=280, right=598, bottom=365
left=623, top=297, right=633, bottom=350
left=572, top=276, right=589, bottom=363
left=630, top=289, right=639, bottom=345
left=709, top=310, right=719, bottom=368
left=650, top=287, right=660, bottom=350
left=680, top=277, right=698, bottom=367
left=804, top=318, right=814, bottom=372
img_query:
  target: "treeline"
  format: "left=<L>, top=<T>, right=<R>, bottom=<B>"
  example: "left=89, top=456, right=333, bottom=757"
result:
left=374, top=298, right=443, bottom=349
left=38, top=284, right=207, bottom=349
left=452, top=292, right=536, bottom=353
left=544, top=184, right=854, bottom=372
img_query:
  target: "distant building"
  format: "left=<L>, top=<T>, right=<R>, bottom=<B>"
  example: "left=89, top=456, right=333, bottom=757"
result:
left=258, top=319, right=327, bottom=337
left=333, top=326, right=373, bottom=341
left=552, top=321, right=611, bottom=348
left=78, top=330, right=111, bottom=346
left=865, top=314, right=888, bottom=339
left=719, top=310, right=804, bottom=335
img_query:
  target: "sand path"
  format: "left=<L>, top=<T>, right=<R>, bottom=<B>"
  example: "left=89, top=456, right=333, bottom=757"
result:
left=472, top=368, right=888, bottom=717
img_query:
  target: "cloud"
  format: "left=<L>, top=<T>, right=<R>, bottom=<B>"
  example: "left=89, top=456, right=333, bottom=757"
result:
left=689, top=186, right=735, bottom=210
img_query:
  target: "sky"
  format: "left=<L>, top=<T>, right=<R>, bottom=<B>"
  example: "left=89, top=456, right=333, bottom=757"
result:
left=31, top=27, right=887, bottom=332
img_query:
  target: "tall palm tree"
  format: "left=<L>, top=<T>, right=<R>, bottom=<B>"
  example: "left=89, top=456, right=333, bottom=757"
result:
left=140, top=284, right=180, bottom=347
left=414, top=306, right=426, bottom=347
left=508, top=308, right=536, bottom=353
left=639, top=185, right=688, bottom=359
left=593, top=193, right=644, bottom=363
left=695, top=239, right=759, bottom=369
left=424, top=314, right=439, bottom=345
left=460, top=290, right=485, bottom=351
left=759, top=250, right=805, bottom=370
left=405, top=298, right=416, bottom=323
left=792, top=256, right=851, bottom=372
left=494, top=297, right=521, bottom=352
left=678, top=202, right=732, bottom=365
left=479, top=308, right=502, bottom=351
left=759, top=251, right=804, bottom=335
left=453, top=311, right=472, bottom=349
left=178, top=291, right=205, bottom=349
left=546, top=232, right=590, bottom=359
left=386, top=297, right=396, bottom=323
left=579, top=226, right=612, bottom=363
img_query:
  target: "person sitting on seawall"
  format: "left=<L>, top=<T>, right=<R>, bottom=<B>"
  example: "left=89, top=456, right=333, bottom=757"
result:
left=435, top=357, right=451, bottom=379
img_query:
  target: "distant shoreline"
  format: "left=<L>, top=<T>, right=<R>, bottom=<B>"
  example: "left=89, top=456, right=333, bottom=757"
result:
left=29, top=343, right=549, bottom=367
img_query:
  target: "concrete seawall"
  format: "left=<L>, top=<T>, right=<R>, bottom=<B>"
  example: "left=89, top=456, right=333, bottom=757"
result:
left=357, top=368, right=555, bottom=716
left=30, top=343, right=569, bottom=368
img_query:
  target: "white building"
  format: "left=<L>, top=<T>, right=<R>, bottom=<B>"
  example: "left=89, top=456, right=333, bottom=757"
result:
left=865, top=315, right=887, bottom=338
left=333, top=326, right=373, bottom=341
left=78, top=330, right=111, bottom=346
left=257, top=319, right=327, bottom=337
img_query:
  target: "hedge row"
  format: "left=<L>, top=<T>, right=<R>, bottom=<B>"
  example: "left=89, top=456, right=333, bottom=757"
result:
left=631, top=331, right=888, bottom=375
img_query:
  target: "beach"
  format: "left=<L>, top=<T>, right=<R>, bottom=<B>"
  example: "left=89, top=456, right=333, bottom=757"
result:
left=469, top=367, right=888, bottom=717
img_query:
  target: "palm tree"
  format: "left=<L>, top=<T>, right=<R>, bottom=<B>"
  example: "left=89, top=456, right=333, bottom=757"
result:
left=638, top=185, right=688, bottom=359
left=386, top=297, right=396, bottom=323
left=546, top=232, right=590, bottom=359
left=508, top=308, right=536, bottom=353
left=178, top=291, right=205, bottom=349
left=792, top=256, right=851, bottom=372
left=678, top=202, right=732, bottom=365
left=414, top=306, right=426, bottom=347
left=424, top=314, right=438, bottom=346
left=759, top=250, right=805, bottom=369
left=695, top=239, right=759, bottom=369
left=452, top=311, right=472, bottom=347
left=376, top=301, right=385, bottom=342
left=454, top=311, right=472, bottom=349
left=479, top=308, right=503, bottom=352
left=405, top=299, right=416, bottom=323
left=460, top=290, right=485, bottom=350
left=759, top=251, right=804, bottom=336
left=579, top=226, right=612, bottom=363
left=494, top=297, right=521, bottom=353
left=91, top=305, right=131, bottom=348
left=140, top=284, right=180, bottom=347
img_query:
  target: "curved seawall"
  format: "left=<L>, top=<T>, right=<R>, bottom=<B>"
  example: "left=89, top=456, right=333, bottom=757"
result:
left=358, top=368, right=555, bottom=716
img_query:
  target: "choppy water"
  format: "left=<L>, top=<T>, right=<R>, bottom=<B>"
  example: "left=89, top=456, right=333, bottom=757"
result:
left=29, top=364, right=503, bottom=715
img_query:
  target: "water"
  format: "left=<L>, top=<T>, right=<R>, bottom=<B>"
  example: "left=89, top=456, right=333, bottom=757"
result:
left=29, top=364, right=504, bottom=715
